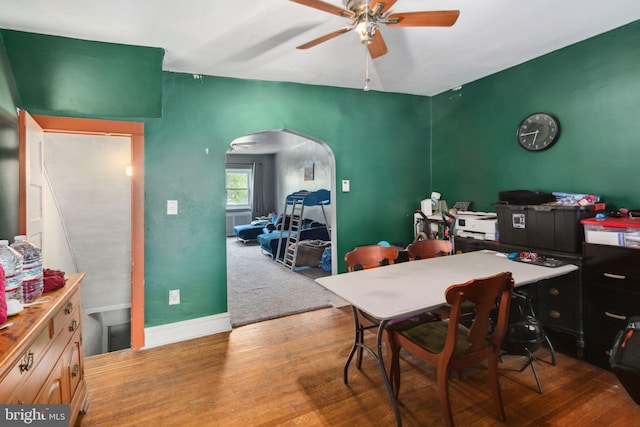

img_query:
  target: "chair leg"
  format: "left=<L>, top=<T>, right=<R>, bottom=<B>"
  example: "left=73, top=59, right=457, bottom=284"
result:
left=526, top=348, right=544, bottom=394
left=488, top=354, right=506, bottom=421
left=544, top=332, right=557, bottom=366
left=437, top=365, right=455, bottom=427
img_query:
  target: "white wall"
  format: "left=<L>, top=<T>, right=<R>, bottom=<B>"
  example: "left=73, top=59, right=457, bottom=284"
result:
left=274, top=140, right=332, bottom=225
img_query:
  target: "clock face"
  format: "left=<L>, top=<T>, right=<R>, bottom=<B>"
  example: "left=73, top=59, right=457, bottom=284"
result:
left=516, top=113, right=560, bottom=151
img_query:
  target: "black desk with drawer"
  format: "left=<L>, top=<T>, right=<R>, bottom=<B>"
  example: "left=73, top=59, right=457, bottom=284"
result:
left=454, top=236, right=584, bottom=356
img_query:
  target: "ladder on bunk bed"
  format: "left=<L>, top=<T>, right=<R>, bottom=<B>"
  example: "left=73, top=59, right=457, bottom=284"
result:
left=276, top=192, right=306, bottom=270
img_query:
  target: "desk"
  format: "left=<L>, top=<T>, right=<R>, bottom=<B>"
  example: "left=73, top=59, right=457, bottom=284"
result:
left=315, top=250, right=578, bottom=426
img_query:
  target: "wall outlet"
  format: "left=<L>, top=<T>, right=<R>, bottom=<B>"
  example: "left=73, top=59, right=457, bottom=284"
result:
left=169, top=289, right=180, bottom=305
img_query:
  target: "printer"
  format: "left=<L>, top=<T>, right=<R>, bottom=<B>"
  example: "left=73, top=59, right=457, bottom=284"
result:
left=455, top=211, right=498, bottom=241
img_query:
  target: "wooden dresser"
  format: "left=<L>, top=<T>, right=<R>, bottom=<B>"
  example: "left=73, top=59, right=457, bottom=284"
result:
left=0, top=273, right=88, bottom=425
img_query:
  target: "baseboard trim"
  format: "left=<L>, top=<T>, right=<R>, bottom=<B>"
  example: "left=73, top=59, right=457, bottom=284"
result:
left=143, top=312, right=232, bottom=349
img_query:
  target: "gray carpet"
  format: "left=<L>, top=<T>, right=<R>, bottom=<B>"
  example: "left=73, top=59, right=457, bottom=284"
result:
left=227, top=237, right=332, bottom=327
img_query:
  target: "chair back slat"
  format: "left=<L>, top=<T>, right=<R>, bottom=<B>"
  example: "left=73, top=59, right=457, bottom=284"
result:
left=406, top=239, right=452, bottom=260
left=345, top=245, right=399, bottom=271
left=445, top=272, right=514, bottom=354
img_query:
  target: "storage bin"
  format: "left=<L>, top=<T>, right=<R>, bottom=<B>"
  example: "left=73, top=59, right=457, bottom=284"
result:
left=494, top=203, right=595, bottom=253
left=581, top=217, right=640, bottom=248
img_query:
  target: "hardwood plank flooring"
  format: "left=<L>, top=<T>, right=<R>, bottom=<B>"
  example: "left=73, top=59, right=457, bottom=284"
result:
left=79, top=307, right=640, bottom=426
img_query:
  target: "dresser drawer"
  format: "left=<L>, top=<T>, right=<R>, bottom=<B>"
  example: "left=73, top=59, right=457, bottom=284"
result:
left=583, top=244, right=640, bottom=292
left=0, top=321, right=53, bottom=402
left=534, top=272, right=580, bottom=332
left=51, top=287, right=81, bottom=339
left=583, top=283, right=640, bottom=368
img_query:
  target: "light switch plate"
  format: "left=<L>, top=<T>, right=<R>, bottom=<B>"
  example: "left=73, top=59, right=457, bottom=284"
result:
left=169, top=289, right=180, bottom=305
left=167, top=200, right=178, bottom=215
left=342, top=180, right=350, bottom=192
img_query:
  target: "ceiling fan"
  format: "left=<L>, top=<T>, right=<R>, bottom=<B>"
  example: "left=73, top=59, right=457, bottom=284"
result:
left=290, top=0, right=460, bottom=59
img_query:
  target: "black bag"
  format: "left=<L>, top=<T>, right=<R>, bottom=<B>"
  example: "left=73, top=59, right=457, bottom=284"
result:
left=502, top=292, right=545, bottom=354
left=609, top=316, right=640, bottom=406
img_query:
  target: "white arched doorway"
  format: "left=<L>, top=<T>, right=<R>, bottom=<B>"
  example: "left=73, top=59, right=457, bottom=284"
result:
left=225, top=129, right=337, bottom=326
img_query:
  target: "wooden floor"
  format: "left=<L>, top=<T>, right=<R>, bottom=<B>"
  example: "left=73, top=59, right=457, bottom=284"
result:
left=78, top=307, right=639, bottom=426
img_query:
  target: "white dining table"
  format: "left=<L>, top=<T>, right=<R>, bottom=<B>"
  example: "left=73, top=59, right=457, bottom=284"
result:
left=315, top=250, right=579, bottom=426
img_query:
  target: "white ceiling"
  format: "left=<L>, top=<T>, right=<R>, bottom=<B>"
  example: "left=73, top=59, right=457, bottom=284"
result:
left=228, top=129, right=316, bottom=155
left=1, top=1, right=639, bottom=97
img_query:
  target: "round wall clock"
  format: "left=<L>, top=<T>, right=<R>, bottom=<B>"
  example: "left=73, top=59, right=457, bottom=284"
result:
left=516, top=113, right=560, bottom=151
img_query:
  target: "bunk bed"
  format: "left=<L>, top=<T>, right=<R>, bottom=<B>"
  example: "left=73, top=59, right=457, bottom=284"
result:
left=257, top=189, right=331, bottom=268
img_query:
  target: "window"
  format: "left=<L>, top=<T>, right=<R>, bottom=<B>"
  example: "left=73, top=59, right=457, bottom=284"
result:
left=226, top=168, right=252, bottom=208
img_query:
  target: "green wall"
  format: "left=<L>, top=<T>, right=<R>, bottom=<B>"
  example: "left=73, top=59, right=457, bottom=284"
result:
left=142, top=73, right=431, bottom=325
left=0, top=30, right=163, bottom=119
left=432, top=20, right=640, bottom=212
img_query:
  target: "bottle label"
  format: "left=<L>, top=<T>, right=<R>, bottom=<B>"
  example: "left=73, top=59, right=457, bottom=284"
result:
left=4, top=273, right=22, bottom=292
left=22, top=264, right=43, bottom=281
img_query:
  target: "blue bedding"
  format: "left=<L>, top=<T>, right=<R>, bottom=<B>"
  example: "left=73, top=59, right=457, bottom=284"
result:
left=258, top=226, right=330, bottom=259
left=233, top=217, right=275, bottom=242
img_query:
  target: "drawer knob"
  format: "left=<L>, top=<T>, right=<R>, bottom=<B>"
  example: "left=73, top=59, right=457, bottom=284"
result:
left=549, top=310, right=561, bottom=319
left=69, top=320, right=79, bottom=332
left=19, top=351, right=34, bottom=373
left=65, top=302, right=74, bottom=314
left=604, top=273, right=626, bottom=280
left=548, top=288, right=560, bottom=296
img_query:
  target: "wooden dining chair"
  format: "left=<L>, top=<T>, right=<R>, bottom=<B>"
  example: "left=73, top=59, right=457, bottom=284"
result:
left=344, top=244, right=440, bottom=381
left=406, top=239, right=452, bottom=260
left=406, top=239, right=473, bottom=324
left=345, top=244, right=399, bottom=272
left=344, top=245, right=399, bottom=372
left=388, top=271, right=515, bottom=427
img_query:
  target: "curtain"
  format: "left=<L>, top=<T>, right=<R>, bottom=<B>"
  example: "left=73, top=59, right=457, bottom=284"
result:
left=252, top=162, right=265, bottom=217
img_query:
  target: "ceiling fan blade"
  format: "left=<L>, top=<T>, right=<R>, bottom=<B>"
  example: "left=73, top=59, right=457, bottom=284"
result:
left=296, top=27, right=353, bottom=50
left=289, top=0, right=355, bottom=19
left=369, top=0, right=398, bottom=15
left=385, top=10, right=460, bottom=27
left=368, top=31, right=388, bottom=59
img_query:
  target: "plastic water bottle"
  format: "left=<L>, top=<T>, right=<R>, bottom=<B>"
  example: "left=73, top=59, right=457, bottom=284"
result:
left=10, top=236, right=44, bottom=302
left=0, top=240, right=24, bottom=302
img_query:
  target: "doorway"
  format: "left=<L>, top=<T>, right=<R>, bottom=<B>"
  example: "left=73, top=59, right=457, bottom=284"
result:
left=225, top=129, right=337, bottom=326
left=44, top=132, right=131, bottom=356
left=24, top=114, right=145, bottom=350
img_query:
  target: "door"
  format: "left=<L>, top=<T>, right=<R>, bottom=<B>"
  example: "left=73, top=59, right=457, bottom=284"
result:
left=18, top=110, right=44, bottom=246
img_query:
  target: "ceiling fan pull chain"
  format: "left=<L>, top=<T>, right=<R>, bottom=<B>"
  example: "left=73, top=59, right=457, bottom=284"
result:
left=364, top=1, right=371, bottom=91
left=364, top=45, right=370, bottom=91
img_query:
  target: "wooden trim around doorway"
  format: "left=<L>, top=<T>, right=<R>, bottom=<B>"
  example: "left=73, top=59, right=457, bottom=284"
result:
left=32, top=115, right=145, bottom=350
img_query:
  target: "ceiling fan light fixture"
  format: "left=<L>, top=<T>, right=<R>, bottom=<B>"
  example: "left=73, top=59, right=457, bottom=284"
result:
left=356, top=21, right=376, bottom=44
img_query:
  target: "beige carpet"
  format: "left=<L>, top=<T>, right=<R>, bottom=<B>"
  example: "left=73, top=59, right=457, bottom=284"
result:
left=226, top=237, right=332, bottom=327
